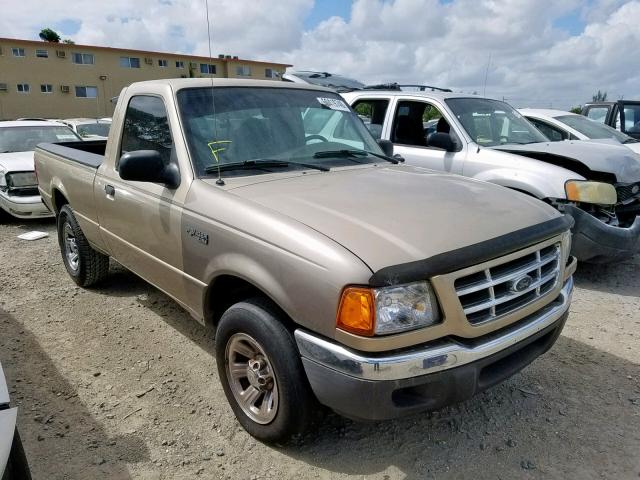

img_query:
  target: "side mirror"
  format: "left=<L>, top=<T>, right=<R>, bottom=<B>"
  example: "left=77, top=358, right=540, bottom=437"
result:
left=426, top=132, right=456, bottom=152
left=377, top=139, right=394, bottom=157
left=119, top=150, right=180, bottom=188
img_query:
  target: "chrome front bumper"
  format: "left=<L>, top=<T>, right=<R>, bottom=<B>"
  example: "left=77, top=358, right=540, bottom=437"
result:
left=0, top=191, right=53, bottom=219
left=296, top=276, right=573, bottom=382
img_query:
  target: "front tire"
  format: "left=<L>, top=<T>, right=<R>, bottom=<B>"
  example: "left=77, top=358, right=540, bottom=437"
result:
left=57, top=205, right=109, bottom=287
left=215, top=298, right=315, bottom=443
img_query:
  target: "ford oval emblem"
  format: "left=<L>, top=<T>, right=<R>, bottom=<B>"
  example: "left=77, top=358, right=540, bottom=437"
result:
left=511, top=275, right=533, bottom=293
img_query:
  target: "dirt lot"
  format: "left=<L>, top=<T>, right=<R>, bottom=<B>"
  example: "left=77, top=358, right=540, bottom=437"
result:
left=0, top=215, right=638, bottom=480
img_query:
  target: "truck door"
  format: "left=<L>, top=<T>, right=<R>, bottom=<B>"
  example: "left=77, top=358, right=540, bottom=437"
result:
left=94, top=94, right=196, bottom=313
left=387, top=98, right=467, bottom=174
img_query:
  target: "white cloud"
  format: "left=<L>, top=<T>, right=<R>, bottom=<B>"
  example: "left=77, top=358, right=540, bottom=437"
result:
left=1, top=0, right=639, bottom=109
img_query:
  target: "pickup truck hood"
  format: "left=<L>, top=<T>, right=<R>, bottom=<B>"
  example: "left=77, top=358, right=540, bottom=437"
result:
left=228, top=165, right=560, bottom=272
left=492, top=141, right=640, bottom=182
left=0, top=151, right=35, bottom=172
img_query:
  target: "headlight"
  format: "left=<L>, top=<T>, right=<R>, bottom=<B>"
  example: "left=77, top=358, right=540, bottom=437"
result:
left=565, top=180, right=617, bottom=205
left=6, top=171, right=37, bottom=188
left=336, top=281, right=440, bottom=336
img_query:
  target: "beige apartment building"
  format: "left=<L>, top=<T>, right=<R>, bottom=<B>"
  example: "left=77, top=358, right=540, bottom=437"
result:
left=0, top=37, right=291, bottom=120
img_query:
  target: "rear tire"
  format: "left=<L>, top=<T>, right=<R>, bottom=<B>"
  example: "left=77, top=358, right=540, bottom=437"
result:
left=215, top=298, right=316, bottom=443
left=57, top=205, right=109, bottom=287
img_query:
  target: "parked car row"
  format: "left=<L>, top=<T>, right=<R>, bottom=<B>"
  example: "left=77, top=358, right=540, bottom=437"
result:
left=0, top=76, right=636, bottom=444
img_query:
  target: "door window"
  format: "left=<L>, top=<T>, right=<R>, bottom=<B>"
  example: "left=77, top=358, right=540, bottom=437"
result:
left=392, top=100, right=460, bottom=150
left=119, top=95, right=174, bottom=169
left=352, top=99, right=389, bottom=140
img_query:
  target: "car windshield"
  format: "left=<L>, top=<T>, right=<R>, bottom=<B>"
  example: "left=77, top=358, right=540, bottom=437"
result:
left=0, top=125, right=81, bottom=153
left=555, top=114, right=633, bottom=142
left=77, top=122, right=111, bottom=137
left=445, top=98, right=548, bottom=147
left=176, top=87, right=383, bottom=177
left=292, top=72, right=365, bottom=90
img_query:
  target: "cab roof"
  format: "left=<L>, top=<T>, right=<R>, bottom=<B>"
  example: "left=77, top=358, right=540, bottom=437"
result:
left=131, top=78, right=336, bottom=94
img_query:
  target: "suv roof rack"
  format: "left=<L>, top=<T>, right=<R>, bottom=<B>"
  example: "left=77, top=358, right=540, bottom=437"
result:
left=361, top=83, right=452, bottom=93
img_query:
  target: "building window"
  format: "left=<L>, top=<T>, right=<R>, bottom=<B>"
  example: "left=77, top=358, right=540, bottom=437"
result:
left=17, top=83, right=30, bottom=93
left=158, top=59, right=168, bottom=67
left=265, top=68, right=277, bottom=78
left=75, top=86, right=98, bottom=98
left=40, top=84, right=53, bottom=93
left=36, top=49, right=49, bottom=58
left=72, top=53, right=95, bottom=65
left=236, top=65, right=251, bottom=76
left=200, top=63, right=216, bottom=75
left=12, top=48, right=25, bottom=57
left=176, top=61, right=184, bottom=69
left=120, top=56, right=140, bottom=68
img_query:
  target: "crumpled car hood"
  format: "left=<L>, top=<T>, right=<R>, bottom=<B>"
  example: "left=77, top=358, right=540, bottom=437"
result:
left=0, top=151, right=35, bottom=173
left=228, top=165, right=561, bottom=272
left=492, top=141, right=640, bottom=182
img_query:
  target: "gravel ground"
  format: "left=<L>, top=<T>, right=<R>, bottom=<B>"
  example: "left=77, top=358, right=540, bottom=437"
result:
left=0, top=215, right=639, bottom=480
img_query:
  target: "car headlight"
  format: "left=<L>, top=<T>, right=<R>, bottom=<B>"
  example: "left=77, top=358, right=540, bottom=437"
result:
left=336, top=281, right=440, bottom=336
left=6, top=171, right=37, bottom=188
left=565, top=180, right=617, bottom=205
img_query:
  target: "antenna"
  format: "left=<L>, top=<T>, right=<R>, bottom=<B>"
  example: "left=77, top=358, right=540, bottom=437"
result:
left=205, top=0, right=224, bottom=186
left=483, top=53, right=491, bottom=97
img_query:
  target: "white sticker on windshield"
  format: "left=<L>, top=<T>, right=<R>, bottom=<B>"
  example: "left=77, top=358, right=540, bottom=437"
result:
left=317, top=97, right=350, bottom=111
left=56, top=134, right=78, bottom=140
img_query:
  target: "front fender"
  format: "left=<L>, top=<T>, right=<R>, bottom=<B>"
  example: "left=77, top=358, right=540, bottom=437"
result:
left=472, top=167, right=582, bottom=199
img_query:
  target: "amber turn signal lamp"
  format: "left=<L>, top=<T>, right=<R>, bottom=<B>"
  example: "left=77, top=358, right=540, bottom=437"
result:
left=336, top=287, right=375, bottom=336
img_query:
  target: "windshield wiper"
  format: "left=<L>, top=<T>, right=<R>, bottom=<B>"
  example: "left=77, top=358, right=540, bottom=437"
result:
left=623, top=138, right=639, bottom=144
left=204, top=159, right=328, bottom=174
left=312, top=149, right=398, bottom=164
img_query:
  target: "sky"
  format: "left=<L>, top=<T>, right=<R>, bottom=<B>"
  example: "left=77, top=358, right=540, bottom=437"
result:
left=2, top=0, right=639, bottom=110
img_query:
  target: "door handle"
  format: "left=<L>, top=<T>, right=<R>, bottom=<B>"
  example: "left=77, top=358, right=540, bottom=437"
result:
left=105, top=184, right=115, bottom=196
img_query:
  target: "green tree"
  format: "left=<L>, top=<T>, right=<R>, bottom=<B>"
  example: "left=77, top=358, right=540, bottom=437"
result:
left=592, top=90, right=607, bottom=102
left=570, top=106, right=582, bottom=114
left=39, top=28, right=61, bottom=43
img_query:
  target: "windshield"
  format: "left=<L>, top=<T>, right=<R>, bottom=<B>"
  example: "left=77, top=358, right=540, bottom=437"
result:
left=555, top=114, right=633, bottom=142
left=0, top=126, right=81, bottom=153
left=292, top=72, right=365, bottom=90
left=445, top=98, right=548, bottom=147
left=77, top=122, right=111, bottom=137
left=176, top=87, right=383, bottom=177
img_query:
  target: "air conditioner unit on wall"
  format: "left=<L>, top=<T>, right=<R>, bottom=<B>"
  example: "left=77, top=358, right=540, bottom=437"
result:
left=56, top=50, right=66, bottom=58
left=144, top=57, right=153, bottom=65
left=0, top=83, right=7, bottom=92
left=60, top=85, right=70, bottom=93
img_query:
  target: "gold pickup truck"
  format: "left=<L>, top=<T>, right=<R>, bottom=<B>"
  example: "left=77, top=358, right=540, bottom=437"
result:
left=35, top=79, right=576, bottom=442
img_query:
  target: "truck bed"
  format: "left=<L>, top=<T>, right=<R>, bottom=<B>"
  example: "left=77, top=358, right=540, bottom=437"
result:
left=36, top=140, right=106, bottom=169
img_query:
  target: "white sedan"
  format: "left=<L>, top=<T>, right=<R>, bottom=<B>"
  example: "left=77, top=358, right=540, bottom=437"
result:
left=520, top=108, right=640, bottom=154
left=0, top=121, right=81, bottom=219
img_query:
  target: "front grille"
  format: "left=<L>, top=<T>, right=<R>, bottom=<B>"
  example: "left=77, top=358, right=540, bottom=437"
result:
left=615, top=182, right=640, bottom=203
left=454, top=243, right=561, bottom=325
